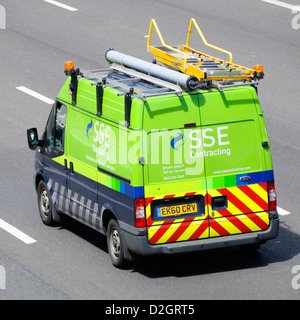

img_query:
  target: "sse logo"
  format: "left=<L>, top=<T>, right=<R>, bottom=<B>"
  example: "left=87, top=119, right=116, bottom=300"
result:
left=86, top=119, right=111, bottom=147
left=86, top=120, right=93, bottom=139
left=171, top=133, right=185, bottom=150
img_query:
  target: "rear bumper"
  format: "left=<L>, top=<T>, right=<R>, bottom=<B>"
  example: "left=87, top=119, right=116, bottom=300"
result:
left=121, top=217, right=279, bottom=256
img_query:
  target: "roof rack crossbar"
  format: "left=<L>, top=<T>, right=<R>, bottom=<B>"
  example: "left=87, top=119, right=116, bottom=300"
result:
left=212, top=80, right=259, bottom=91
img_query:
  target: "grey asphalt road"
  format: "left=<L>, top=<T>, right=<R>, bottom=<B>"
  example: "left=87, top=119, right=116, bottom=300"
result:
left=0, top=0, right=299, bottom=301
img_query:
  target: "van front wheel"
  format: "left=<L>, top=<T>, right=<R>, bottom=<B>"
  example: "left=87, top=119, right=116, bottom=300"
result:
left=37, top=180, right=55, bottom=226
left=107, top=219, right=127, bottom=268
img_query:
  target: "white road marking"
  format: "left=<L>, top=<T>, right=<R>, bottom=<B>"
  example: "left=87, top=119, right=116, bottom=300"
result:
left=261, top=0, right=300, bottom=11
left=16, top=86, right=55, bottom=105
left=0, top=5, right=6, bottom=29
left=44, top=0, right=78, bottom=11
left=0, top=219, right=37, bottom=244
left=277, top=206, right=291, bottom=215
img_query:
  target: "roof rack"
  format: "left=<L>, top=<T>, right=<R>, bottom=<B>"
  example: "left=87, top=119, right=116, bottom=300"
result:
left=81, top=60, right=188, bottom=126
left=147, top=18, right=264, bottom=84
left=84, top=64, right=183, bottom=101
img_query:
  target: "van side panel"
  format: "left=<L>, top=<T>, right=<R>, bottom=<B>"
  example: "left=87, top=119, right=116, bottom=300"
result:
left=61, top=100, right=144, bottom=231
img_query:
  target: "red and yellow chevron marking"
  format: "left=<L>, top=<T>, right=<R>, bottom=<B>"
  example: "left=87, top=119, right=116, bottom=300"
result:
left=208, top=183, right=269, bottom=238
left=209, top=212, right=269, bottom=237
left=145, top=183, right=270, bottom=245
left=147, top=219, right=209, bottom=245
left=208, top=183, right=268, bottom=218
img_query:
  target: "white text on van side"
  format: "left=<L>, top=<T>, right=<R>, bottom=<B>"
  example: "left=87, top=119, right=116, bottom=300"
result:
left=189, top=126, right=229, bottom=148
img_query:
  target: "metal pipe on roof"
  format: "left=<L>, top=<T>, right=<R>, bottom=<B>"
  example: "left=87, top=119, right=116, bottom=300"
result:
left=105, top=49, right=200, bottom=91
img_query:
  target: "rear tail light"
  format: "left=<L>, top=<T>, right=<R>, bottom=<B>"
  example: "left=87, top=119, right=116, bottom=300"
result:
left=267, top=181, right=277, bottom=211
left=134, top=198, right=146, bottom=228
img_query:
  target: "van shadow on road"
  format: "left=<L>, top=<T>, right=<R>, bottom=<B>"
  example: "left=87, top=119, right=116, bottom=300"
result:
left=132, top=222, right=299, bottom=278
left=56, top=216, right=299, bottom=278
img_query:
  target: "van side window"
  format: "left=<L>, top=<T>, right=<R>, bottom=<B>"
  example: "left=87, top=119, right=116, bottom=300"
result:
left=45, top=102, right=67, bottom=157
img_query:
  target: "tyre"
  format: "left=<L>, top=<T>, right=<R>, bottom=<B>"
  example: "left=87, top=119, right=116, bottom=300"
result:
left=107, top=219, right=127, bottom=268
left=37, top=180, right=56, bottom=226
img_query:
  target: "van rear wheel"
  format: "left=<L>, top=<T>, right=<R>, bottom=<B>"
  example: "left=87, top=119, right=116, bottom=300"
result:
left=37, top=180, right=56, bottom=226
left=107, top=219, right=127, bottom=268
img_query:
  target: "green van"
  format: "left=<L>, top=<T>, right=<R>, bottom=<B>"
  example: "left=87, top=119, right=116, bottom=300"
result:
left=27, top=50, right=279, bottom=268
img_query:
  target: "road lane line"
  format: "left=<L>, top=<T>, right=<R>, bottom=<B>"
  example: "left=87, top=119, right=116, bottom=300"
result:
left=16, top=86, right=55, bottom=105
left=261, top=0, right=300, bottom=12
left=44, top=0, right=78, bottom=11
left=277, top=207, right=291, bottom=215
left=0, top=219, right=37, bottom=244
left=0, top=5, right=6, bottom=29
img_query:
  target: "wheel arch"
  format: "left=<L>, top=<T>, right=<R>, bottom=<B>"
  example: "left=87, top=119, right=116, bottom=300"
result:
left=102, top=206, right=119, bottom=234
left=35, top=173, right=45, bottom=191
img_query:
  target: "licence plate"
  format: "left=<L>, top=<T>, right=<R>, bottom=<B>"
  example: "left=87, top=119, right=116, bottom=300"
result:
left=157, top=203, right=198, bottom=217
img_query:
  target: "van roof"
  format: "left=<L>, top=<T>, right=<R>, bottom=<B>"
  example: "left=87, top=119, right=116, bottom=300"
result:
left=57, top=51, right=261, bottom=128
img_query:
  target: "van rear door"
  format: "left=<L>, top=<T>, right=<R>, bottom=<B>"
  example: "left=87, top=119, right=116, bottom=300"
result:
left=143, top=93, right=209, bottom=245
left=199, top=87, right=270, bottom=238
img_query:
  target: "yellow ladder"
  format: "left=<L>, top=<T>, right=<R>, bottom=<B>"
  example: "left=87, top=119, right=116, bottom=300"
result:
left=147, top=19, right=261, bottom=82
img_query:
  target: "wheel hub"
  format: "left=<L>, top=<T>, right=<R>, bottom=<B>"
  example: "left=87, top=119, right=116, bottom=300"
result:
left=111, top=229, right=120, bottom=258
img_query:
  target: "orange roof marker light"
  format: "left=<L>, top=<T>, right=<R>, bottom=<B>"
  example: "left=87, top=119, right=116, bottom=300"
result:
left=64, top=61, right=81, bottom=105
left=253, top=64, right=264, bottom=79
left=64, top=61, right=75, bottom=75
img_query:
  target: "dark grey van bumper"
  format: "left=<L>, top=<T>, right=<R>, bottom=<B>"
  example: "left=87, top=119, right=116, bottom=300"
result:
left=120, top=217, right=279, bottom=257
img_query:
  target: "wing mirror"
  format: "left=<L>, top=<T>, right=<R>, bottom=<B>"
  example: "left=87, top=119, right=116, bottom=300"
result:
left=27, top=128, right=42, bottom=150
